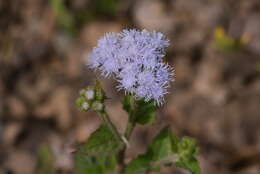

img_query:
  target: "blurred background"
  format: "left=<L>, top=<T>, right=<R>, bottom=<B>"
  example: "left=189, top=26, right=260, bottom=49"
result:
left=1, top=0, right=260, bottom=174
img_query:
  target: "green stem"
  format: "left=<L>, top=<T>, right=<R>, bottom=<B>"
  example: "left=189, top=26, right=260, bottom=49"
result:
left=119, top=122, right=135, bottom=174
left=125, top=94, right=137, bottom=139
left=125, top=120, right=135, bottom=139
left=119, top=95, right=138, bottom=174
left=98, top=110, right=124, bottom=143
left=98, top=110, right=127, bottom=174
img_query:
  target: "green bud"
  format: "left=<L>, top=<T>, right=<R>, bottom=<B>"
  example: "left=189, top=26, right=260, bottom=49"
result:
left=76, top=97, right=85, bottom=107
left=91, top=101, right=104, bottom=112
left=82, top=102, right=90, bottom=111
left=76, top=96, right=90, bottom=111
left=79, top=89, right=86, bottom=97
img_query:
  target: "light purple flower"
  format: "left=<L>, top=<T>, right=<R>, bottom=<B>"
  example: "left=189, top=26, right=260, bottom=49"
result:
left=88, top=29, right=174, bottom=105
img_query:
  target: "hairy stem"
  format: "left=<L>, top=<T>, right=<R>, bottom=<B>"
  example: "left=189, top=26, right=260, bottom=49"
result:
left=125, top=121, right=136, bottom=139
left=125, top=94, right=137, bottom=139
left=118, top=121, right=135, bottom=174
left=119, top=95, right=138, bottom=174
left=98, top=110, right=127, bottom=174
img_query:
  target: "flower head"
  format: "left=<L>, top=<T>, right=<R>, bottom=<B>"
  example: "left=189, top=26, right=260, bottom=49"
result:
left=88, top=29, right=174, bottom=105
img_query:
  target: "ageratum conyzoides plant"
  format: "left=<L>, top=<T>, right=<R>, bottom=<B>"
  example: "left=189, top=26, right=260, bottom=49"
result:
left=75, top=29, right=200, bottom=174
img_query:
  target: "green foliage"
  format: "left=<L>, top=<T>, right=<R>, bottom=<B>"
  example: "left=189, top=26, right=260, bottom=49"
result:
left=49, top=0, right=75, bottom=35
left=75, top=154, right=117, bottom=174
left=75, top=0, right=120, bottom=26
left=78, top=124, right=124, bottom=155
left=36, top=145, right=55, bottom=174
left=74, top=124, right=124, bottom=174
left=135, top=100, right=157, bottom=125
left=122, top=95, right=156, bottom=125
left=175, top=137, right=200, bottom=174
left=124, top=155, right=151, bottom=174
left=75, top=83, right=200, bottom=174
left=49, top=0, right=120, bottom=37
left=124, top=127, right=200, bottom=174
left=93, top=0, right=119, bottom=17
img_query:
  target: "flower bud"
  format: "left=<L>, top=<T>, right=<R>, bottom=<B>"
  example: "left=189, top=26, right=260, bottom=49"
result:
left=91, top=101, right=104, bottom=112
left=81, top=102, right=90, bottom=111
left=76, top=96, right=90, bottom=111
left=85, top=89, right=95, bottom=100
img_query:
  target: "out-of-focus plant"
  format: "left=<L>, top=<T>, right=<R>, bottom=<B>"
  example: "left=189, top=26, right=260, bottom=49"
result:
left=36, top=145, right=55, bottom=174
left=74, top=29, right=200, bottom=174
left=49, top=0, right=120, bottom=36
left=49, top=0, right=76, bottom=35
left=93, top=0, right=119, bottom=17
left=256, top=62, right=260, bottom=72
left=214, top=27, right=250, bottom=52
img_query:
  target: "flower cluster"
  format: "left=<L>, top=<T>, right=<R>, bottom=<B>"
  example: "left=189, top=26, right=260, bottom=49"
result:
left=76, top=82, right=107, bottom=112
left=88, top=29, right=174, bottom=105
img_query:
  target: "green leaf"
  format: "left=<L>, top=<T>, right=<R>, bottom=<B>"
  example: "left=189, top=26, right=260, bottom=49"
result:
left=78, top=124, right=123, bottom=155
left=147, top=127, right=175, bottom=161
left=122, top=95, right=156, bottom=125
left=75, top=154, right=117, bottom=174
left=175, top=137, right=200, bottom=174
left=176, top=159, right=200, bottom=174
left=124, top=127, right=200, bottom=174
left=74, top=124, right=124, bottom=174
left=123, top=154, right=151, bottom=174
